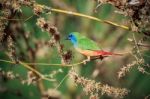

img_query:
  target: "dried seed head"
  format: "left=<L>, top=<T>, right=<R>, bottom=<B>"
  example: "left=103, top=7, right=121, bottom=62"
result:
left=49, top=27, right=56, bottom=35
left=118, top=59, right=144, bottom=78
left=23, top=71, right=39, bottom=85
left=69, top=68, right=129, bottom=98
left=54, top=33, right=60, bottom=41
left=63, top=50, right=72, bottom=64
left=42, top=89, right=61, bottom=99
left=33, top=4, right=43, bottom=15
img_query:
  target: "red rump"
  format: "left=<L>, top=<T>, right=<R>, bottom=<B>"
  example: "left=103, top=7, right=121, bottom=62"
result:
left=95, top=50, right=122, bottom=56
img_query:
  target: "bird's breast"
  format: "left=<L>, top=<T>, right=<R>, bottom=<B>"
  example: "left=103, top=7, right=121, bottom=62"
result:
left=75, top=47, right=98, bottom=56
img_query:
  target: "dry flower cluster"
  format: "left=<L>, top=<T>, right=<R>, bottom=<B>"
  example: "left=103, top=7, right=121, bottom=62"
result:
left=22, top=71, right=39, bottom=85
left=69, top=68, right=129, bottom=98
left=42, top=89, right=61, bottom=99
left=96, top=0, right=150, bottom=36
left=118, top=33, right=150, bottom=78
left=36, top=17, right=72, bottom=64
left=118, top=59, right=144, bottom=78
left=0, top=68, right=19, bottom=80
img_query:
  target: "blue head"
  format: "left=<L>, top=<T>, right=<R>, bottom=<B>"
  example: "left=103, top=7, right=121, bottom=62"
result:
left=67, top=33, right=77, bottom=46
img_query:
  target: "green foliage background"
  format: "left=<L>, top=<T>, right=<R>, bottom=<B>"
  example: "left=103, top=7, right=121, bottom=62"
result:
left=0, top=0, right=150, bottom=99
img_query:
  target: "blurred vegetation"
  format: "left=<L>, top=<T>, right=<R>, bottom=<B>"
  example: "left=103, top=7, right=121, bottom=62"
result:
left=0, top=0, right=150, bottom=99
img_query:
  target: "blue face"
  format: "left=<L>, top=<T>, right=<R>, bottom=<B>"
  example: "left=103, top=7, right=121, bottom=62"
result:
left=67, top=33, right=77, bottom=46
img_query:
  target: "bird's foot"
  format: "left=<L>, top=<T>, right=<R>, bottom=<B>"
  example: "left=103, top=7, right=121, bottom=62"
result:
left=83, top=57, right=91, bottom=65
left=83, top=60, right=87, bottom=65
left=99, top=55, right=104, bottom=60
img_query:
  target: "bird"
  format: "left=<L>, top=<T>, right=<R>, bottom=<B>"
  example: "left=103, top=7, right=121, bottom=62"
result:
left=66, top=32, right=122, bottom=63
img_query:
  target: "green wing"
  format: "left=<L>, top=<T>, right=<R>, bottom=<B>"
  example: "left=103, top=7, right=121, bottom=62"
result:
left=72, top=32, right=102, bottom=50
left=77, top=37, right=101, bottom=50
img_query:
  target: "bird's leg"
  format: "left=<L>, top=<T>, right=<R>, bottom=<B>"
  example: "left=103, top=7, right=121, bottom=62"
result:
left=87, top=56, right=91, bottom=61
left=99, top=55, right=104, bottom=60
left=83, top=56, right=91, bottom=64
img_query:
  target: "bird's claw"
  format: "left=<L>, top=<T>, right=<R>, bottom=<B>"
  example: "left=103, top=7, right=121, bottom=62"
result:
left=83, top=57, right=90, bottom=65
left=83, top=60, right=87, bottom=65
left=99, top=55, right=104, bottom=60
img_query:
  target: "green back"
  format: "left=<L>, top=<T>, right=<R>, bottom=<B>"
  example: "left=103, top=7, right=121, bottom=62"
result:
left=72, top=32, right=101, bottom=50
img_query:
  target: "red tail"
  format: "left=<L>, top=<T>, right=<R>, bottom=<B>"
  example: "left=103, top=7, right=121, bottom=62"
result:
left=96, top=50, right=123, bottom=56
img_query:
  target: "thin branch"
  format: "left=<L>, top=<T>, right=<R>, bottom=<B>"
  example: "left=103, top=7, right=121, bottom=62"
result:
left=0, top=59, right=55, bottom=82
left=24, top=15, right=34, bottom=22
left=19, top=61, right=43, bottom=78
left=0, top=59, right=14, bottom=64
left=0, top=17, right=24, bottom=21
left=0, top=5, right=130, bottom=30
left=132, top=33, right=144, bottom=60
left=137, top=43, right=150, bottom=48
left=15, top=3, right=129, bottom=30
left=0, top=15, right=33, bottom=22
left=19, top=61, right=56, bottom=82
left=130, top=52, right=150, bottom=75
left=0, top=59, right=85, bottom=67
left=20, top=61, right=56, bottom=82
left=55, top=74, right=69, bottom=90
left=50, top=8, right=129, bottom=30
left=1, top=48, right=149, bottom=67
